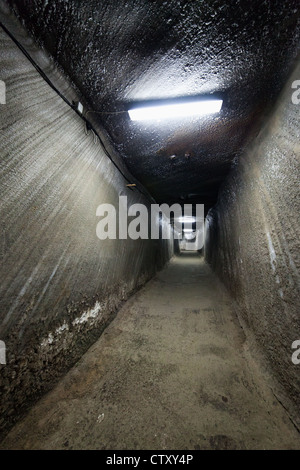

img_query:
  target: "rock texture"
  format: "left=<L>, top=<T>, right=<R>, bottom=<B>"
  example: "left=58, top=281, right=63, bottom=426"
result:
left=6, top=0, right=300, bottom=209
left=0, top=20, right=173, bottom=438
left=205, top=59, right=300, bottom=427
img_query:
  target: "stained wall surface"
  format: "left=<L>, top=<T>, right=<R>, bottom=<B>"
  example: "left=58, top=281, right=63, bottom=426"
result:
left=205, top=59, right=300, bottom=426
left=0, top=25, right=173, bottom=436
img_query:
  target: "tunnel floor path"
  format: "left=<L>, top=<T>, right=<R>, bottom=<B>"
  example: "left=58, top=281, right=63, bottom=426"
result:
left=2, top=253, right=300, bottom=450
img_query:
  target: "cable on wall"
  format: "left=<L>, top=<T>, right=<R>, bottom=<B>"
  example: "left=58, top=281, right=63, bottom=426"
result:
left=0, top=20, right=153, bottom=202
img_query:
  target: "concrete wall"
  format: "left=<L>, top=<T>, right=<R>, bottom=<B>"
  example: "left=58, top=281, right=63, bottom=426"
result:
left=0, top=22, right=173, bottom=436
left=205, top=59, right=300, bottom=427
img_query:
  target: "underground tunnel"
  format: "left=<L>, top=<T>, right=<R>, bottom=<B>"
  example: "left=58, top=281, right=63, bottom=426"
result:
left=0, top=0, right=299, bottom=451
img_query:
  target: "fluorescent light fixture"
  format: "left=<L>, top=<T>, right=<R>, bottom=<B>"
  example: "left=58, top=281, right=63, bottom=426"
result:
left=128, top=99, right=222, bottom=121
left=178, top=216, right=196, bottom=223
left=183, top=228, right=194, bottom=233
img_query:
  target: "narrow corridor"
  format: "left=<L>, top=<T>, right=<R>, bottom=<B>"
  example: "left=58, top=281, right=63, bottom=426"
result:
left=1, top=253, right=299, bottom=450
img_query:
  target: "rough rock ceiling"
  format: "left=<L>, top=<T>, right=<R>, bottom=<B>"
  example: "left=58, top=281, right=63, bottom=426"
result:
left=8, top=0, right=300, bottom=209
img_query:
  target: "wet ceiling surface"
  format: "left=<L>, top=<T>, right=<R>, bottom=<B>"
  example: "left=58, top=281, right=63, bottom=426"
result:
left=8, top=0, right=300, bottom=209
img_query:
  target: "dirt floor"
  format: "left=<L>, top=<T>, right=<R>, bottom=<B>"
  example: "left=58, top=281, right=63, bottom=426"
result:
left=1, top=253, right=300, bottom=450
